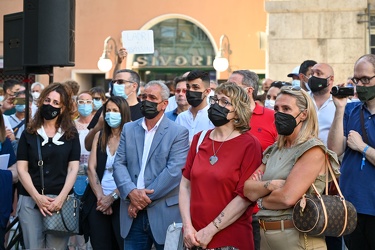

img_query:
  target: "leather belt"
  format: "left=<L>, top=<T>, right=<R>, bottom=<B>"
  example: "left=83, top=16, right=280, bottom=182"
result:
left=259, top=219, right=294, bottom=231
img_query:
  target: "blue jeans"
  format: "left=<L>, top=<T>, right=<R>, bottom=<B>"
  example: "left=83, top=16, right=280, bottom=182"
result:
left=124, top=210, right=163, bottom=250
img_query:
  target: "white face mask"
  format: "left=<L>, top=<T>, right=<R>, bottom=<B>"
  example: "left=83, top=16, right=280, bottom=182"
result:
left=264, top=99, right=275, bottom=110
left=0, top=96, right=4, bottom=102
left=32, top=92, right=40, bottom=100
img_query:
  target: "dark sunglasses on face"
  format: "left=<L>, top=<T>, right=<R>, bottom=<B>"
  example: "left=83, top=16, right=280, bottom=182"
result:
left=175, top=89, right=187, bottom=94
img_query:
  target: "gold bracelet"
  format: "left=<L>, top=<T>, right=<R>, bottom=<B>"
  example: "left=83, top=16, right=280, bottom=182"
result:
left=212, top=221, right=220, bottom=230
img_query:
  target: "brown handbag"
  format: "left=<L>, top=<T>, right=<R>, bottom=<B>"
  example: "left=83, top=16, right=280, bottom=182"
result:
left=292, top=154, right=357, bottom=237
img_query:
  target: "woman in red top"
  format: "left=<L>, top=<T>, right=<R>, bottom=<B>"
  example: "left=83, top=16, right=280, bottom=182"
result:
left=179, top=82, right=262, bottom=249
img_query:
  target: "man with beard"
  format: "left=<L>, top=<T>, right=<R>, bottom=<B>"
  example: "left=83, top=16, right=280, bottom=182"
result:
left=175, top=70, right=214, bottom=142
left=328, top=54, right=375, bottom=250
left=165, top=76, right=190, bottom=121
left=308, top=63, right=336, bottom=146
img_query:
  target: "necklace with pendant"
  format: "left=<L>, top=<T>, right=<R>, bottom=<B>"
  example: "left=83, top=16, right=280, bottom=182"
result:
left=209, top=129, right=235, bottom=165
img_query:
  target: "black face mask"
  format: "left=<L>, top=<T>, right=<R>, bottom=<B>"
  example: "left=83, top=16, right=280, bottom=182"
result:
left=356, top=85, right=375, bottom=102
left=140, top=100, right=160, bottom=119
left=186, top=90, right=204, bottom=107
left=274, top=111, right=303, bottom=136
left=308, top=76, right=329, bottom=93
left=208, top=103, right=231, bottom=127
left=41, top=104, right=61, bottom=120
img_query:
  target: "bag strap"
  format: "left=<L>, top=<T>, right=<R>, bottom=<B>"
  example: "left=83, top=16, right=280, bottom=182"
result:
left=311, top=153, right=348, bottom=237
left=60, top=197, right=78, bottom=232
left=12, top=119, right=25, bottom=137
left=36, top=135, right=45, bottom=195
left=196, top=130, right=208, bottom=153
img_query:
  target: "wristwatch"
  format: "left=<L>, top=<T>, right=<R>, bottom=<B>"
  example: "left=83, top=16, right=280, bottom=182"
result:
left=111, top=192, right=119, bottom=200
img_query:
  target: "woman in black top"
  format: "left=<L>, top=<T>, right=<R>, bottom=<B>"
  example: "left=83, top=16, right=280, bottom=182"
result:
left=17, top=82, right=80, bottom=250
left=82, top=96, right=130, bottom=249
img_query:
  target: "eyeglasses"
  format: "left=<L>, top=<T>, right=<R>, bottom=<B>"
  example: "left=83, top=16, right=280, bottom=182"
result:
left=112, top=79, right=134, bottom=85
left=209, top=96, right=232, bottom=107
left=77, top=100, right=93, bottom=105
left=175, top=88, right=187, bottom=94
left=351, top=75, right=375, bottom=85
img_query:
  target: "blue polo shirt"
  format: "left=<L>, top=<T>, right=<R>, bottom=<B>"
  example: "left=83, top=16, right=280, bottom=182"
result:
left=341, top=102, right=375, bottom=216
left=165, top=108, right=178, bottom=122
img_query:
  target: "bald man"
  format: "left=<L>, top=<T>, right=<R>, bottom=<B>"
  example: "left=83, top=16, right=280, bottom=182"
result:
left=308, top=63, right=336, bottom=146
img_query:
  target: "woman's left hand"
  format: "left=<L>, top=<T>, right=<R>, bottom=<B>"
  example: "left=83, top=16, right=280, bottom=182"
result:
left=47, top=195, right=64, bottom=212
left=195, top=225, right=216, bottom=249
left=103, top=206, right=113, bottom=216
left=96, top=195, right=113, bottom=212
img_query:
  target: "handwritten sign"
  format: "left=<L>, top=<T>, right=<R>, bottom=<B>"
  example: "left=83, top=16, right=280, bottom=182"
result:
left=121, top=30, right=154, bottom=54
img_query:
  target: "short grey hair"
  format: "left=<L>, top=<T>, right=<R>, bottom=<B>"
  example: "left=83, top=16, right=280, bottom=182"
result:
left=31, top=82, right=45, bottom=91
left=145, top=80, right=170, bottom=100
left=232, top=70, right=259, bottom=99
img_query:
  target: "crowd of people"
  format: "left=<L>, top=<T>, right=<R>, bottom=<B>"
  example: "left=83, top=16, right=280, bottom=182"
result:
left=0, top=52, right=374, bottom=250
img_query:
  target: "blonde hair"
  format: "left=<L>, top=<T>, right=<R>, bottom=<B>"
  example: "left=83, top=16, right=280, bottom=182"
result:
left=215, top=82, right=251, bottom=133
left=276, top=86, right=319, bottom=149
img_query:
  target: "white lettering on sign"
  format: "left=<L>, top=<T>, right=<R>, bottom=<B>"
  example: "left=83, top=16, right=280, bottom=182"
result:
left=121, top=30, right=154, bottom=54
left=135, top=55, right=213, bottom=67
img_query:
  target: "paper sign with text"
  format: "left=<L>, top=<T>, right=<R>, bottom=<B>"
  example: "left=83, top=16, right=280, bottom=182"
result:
left=121, top=30, right=154, bottom=54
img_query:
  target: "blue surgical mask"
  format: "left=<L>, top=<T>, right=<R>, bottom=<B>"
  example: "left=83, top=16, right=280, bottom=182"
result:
left=0, top=96, right=4, bottom=102
left=93, top=99, right=103, bottom=110
left=112, top=83, right=128, bottom=99
left=105, top=112, right=122, bottom=128
left=292, top=80, right=300, bottom=88
left=77, top=104, right=93, bottom=117
left=15, top=104, right=26, bottom=112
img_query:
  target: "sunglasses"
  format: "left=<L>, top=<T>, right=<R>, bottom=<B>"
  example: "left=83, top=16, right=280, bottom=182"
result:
left=175, top=89, right=187, bottom=94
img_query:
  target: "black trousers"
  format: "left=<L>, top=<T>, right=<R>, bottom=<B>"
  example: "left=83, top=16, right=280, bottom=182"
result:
left=344, top=213, right=375, bottom=250
left=87, top=199, right=123, bottom=250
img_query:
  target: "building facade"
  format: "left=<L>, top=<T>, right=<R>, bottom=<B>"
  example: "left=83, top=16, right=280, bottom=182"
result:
left=0, top=0, right=267, bottom=90
left=1, top=0, right=375, bottom=89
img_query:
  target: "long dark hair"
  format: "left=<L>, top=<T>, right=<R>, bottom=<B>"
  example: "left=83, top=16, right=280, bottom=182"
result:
left=100, top=96, right=131, bottom=152
left=27, top=82, right=77, bottom=139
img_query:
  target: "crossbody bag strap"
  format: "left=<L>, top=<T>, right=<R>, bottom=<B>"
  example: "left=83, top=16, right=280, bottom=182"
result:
left=360, top=106, right=369, bottom=144
left=36, top=135, right=44, bottom=195
left=325, top=152, right=349, bottom=236
left=196, top=130, right=208, bottom=153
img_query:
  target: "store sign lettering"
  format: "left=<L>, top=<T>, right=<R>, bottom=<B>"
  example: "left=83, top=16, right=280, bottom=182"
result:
left=135, top=55, right=213, bottom=67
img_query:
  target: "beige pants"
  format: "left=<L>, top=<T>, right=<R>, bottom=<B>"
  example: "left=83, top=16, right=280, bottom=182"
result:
left=260, top=227, right=327, bottom=250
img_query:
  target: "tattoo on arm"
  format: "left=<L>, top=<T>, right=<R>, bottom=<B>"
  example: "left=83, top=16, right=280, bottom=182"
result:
left=217, top=212, right=224, bottom=224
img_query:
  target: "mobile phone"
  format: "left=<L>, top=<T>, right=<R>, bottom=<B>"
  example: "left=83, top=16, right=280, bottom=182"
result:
left=13, top=97, right=26, bottom=105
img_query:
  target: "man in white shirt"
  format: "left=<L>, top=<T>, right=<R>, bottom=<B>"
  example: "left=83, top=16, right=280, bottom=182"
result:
left=175, top=70, right=214, bottom=142
left=308, top=63, right=336, bottom=146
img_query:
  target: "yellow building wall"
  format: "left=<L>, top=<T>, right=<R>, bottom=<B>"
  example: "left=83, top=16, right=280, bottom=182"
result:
left=0, top=0, right=267, bottom=85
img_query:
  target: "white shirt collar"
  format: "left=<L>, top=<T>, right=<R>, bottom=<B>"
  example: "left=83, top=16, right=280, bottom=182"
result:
left=37, top=126, right=65, bottom=146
